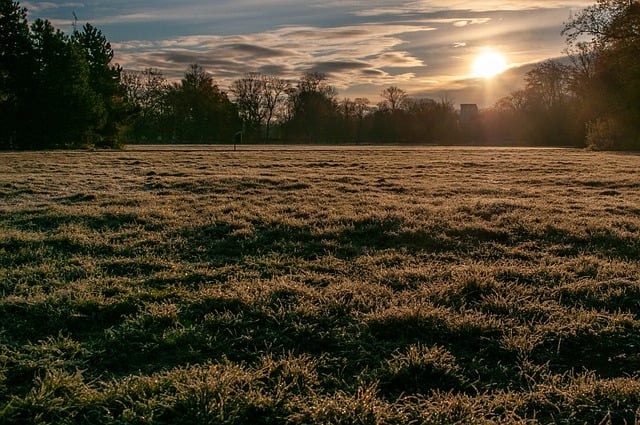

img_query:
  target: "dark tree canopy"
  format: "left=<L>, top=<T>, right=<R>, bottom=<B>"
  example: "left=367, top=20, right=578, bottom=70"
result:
left=379, top=86, right=408, bottom=113
left=562, top=0, right=640, bottom=149
left=0, top=0, right=32, bottom=147
left=20, top=18, right=102, bottom=148
left=121, top=68, right=169, bottom=142
left=5, top=0, right=638, bottom=149
left=230, top=72, right=289, bottom=141
left=72, top=23, right=125, bottom=146
left=0, top=1, right=124, bottom=149
left=563, top=0, right=640, bottom=47
left=163, top=64, right=239, bottom=143
left=283, top=73, right=339, bottom=143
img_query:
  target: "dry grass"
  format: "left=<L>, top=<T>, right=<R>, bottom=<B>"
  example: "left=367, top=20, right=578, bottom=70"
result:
left=1, top=146, right=640, bottom=424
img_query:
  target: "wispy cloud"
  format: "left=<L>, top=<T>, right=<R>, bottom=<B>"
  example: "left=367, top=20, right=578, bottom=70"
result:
left=26, top=0, right=595, bottom=106
left=352, top=0, right=591, bottom=16
left=23, top=2, right=84, bottom=12
left=113, top=23, right=433, bottom=89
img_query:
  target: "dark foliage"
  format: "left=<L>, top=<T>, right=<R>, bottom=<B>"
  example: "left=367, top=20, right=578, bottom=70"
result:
left=485, top=0, right=640, bottom=149
left=0, top=0, right=124, bottom=149
left=123, top=65, right=240, bottom=144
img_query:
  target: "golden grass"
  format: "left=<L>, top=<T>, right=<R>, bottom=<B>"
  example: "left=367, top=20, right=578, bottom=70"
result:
left=1, top=146, right=639, bottom=424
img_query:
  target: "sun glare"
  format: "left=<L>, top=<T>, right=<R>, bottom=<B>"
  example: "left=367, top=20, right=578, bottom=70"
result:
left=472, top=50, right=507, bottom=79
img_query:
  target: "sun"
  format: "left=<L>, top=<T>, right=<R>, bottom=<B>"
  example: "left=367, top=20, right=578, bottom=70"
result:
left=472, top=50, right=508, bottom=79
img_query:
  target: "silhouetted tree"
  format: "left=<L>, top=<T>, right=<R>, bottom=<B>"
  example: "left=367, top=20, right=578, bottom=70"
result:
left=230, top=73, right=289, bottom=141
left=563, top=0, right=640, bottom=149
left=389, top=97, right=460, bottom=144
left=525, top=60, right=570, bottom=110
left=483, top=90, right=530, bottom=144
left=71, top=23, right=125, bottom=147
left=164, top=64, right=239, bottom=143
left=563, top=0, right=640, bottom=47
left=338, top=97, right=370, bottom=142
left=379, top=86, right=408, bottom=112
left=0, top=0, right=33, bottom=148
left=23, top=18, right=102, bottom=148
left=262, top=75, right=289, bottom=140
left=485, top=60, right=581, bottom=146
left=122, top=68, right=169, bottom=142
left=231, top=72, right=265, bottom=140
left=525, top=60, right=579, bottom=145
left=1, top=1, right=125, bottom=149
left=370, top=86, right=409, bottom=143
left=283, top=72, right=338, bottom=143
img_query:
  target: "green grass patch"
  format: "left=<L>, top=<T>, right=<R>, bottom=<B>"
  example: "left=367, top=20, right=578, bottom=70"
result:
left=1, top=147, right=640, bottom=423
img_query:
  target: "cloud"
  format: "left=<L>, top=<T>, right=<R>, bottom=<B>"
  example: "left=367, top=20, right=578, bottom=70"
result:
left=113, top=23, right=432, bottom=89
left=374, top=52, right=424, bottom=67
left=23, top=2, right=84, bottom=12
left=310, top=60, right=370, bottom=75
left=24, top=0, right=594, bottom=106
left=452, top=19, right=492, bottom=27
left=353, top=0, right=592, bottom=16
left=218, top=43, right=290, bottom=59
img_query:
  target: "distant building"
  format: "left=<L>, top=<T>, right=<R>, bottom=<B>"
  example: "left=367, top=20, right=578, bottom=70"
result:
left=460, top=104, right=479, bottom=127
left=459, top=104, right=482, bottom=144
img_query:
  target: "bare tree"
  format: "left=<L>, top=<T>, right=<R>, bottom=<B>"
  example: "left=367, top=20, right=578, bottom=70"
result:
left=231, top=73, right=290, bottom=140
left=262, top=75, right=289, bottom=140
left=563, top=0, right=640, bottom=47
left=339, top=97, right=370, bottom=142
left=231, top=72, right=266, bottom=136
left=339, top=98, right=356, bottom=119
left=525, top=60, right=571, bottom=109
left=494, top=90, right=528, bottom=113
left=339, top=98, right=370, bottom=119
left=380, top=86, right=407, bottom=112
left=297, top=72, right=336, bottom=98
left=353, top=98, right=370, bottom=120
left=122, top=68, right=167, bottom=117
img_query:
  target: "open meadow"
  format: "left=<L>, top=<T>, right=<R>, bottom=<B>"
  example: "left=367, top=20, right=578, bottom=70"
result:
left=1, top=146, right=640, bottom=424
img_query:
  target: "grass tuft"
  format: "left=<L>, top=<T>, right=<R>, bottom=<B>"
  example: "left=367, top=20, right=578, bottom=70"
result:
left=1, top=147, right=640, bottom=423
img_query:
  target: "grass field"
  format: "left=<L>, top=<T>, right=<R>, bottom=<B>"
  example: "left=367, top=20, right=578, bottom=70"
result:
left=1, top=146, right=640, bottom=424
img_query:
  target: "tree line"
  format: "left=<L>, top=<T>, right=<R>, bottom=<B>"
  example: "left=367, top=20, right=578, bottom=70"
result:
left=483, top=0, right=640, bottom=150
left=122, top=67, right=460, bottom=145
left=1, top=0, right=124, bottom=149
left=1, top=0, right=638, bottom=150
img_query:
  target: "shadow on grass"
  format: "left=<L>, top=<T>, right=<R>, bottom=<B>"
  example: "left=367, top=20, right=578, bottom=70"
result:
left=93, top=295, right=351, bottom=378
left=178, top=217, right=452, bottom=266
left=178, top=216, right=640, bottom=267
left=531, top=326, right=640, bottom=378
left=0, top=237, right=113, bottom=267
left=3, top=210, right=640, bottom=399
left=0, top=297, right=139, bottom=345
left=165, top=177, right=312, bottom=195
left=7, top=210, right=159, bottom=233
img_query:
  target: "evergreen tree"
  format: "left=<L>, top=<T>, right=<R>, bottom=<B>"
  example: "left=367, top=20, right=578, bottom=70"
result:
left=1, top=1, right=124, bottom=149
left=22, top=18, right=102, bottom=148
left=0, top=0, right=33, bottom=148
left=72, top=23, right=125, bottom=147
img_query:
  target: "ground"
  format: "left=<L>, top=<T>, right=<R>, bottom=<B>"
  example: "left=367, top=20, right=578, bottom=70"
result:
left=1, top=146, right=639, bottom=424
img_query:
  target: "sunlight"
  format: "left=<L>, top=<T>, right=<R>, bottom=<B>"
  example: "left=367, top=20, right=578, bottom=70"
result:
left=472, top=50, right=508, bottom=79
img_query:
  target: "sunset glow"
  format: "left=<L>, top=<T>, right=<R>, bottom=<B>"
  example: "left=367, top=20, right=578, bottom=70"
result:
left=25, top=1, right=591, bottom=106
left=472, top=50, right=508, bottom=79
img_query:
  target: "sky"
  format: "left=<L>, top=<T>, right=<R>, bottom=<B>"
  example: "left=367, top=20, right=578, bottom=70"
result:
left=24, top=0, right=594, bottom=108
